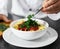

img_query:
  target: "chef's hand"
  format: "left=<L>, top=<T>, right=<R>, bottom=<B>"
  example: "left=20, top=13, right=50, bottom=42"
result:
left=0, top=14, right=12, bottom=23
left=42, top=0, right=60, bottom=14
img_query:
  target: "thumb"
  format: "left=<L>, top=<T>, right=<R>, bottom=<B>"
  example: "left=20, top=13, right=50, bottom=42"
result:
left=43, top=0, right=49, bottom=7
left=2, top=16, right=12, bottom=23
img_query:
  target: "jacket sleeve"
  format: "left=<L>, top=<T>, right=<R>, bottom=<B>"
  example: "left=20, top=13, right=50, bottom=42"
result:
left=47, top=12, right=60, bottom=20
left=0, top=0, right=8, bottom=16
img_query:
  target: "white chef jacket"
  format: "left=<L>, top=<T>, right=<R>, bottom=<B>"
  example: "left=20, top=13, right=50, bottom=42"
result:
left=0, top=0, right=60, bottom=20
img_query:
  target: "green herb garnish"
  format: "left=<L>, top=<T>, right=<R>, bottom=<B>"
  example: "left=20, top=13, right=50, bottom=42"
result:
left=20, top=14, right=39, bottom=30
left=27, top=14, right=34, bottom=19
left=0, top=24, right=8, bottom=32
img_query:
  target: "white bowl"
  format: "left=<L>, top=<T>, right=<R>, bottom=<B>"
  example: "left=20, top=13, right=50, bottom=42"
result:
left=10, top=19, right=49, bottom=40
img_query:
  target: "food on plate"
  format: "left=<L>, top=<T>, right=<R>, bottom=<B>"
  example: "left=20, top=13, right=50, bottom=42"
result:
left=0, top=22, right=10, bottom=37
left=14, top=14, right=45, bottom=31
left=10, top=14, right=49, bottom=40
left=0, top=23, right=9, bottom=32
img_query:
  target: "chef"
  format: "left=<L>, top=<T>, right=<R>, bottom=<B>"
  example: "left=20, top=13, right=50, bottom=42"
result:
left=0, top=0, right=60, bottom=22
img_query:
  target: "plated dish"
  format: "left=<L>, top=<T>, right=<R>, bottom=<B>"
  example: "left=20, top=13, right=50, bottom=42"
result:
left=3, top=27, right=58, bottom=48
left=0, top=22, right=9, bottom=32
left=0, top=22, right=10, bottom=38
left=14, top=14, right=45, bottom=31
left=10, top=14, right=49, bottom=40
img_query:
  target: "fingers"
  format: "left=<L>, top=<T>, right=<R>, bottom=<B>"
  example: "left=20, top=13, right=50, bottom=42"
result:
left=43, top=9, right=60, bottom=14
left=42, top=0, right=60, bottom=14
left=43, top=0, right=49, bottom=7
left=42, top=7, right=60, bottom=14
left=2, top=16, right=12, bottom=23
left=43, top=0, right=58, bottom=8
left=42, top=1, right=58, bottom=11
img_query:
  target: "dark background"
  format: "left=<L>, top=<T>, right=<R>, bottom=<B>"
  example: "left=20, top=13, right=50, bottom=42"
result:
left=0, top=14, right=60, bottom=49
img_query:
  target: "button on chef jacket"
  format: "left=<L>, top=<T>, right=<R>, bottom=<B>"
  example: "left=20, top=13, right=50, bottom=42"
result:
left=0, top=0, right=60, bottom=20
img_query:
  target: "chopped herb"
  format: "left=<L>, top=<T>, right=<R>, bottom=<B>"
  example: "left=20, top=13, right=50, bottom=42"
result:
left=27, top=14, right=34, bottom=19
left=19, top=14, right=40, bottom=30
left=0, top=23, right=9, bottom=32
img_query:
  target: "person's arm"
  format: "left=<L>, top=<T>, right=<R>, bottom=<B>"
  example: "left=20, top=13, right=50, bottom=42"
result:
left=0, top=0, right=11, bottom=22
left=42, top=0, right=60, bottom=20
left=0, top=0, right=8, bottom=16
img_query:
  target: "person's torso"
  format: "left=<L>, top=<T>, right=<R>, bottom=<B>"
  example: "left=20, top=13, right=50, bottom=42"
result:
left=8, top=0, right=44, bottom=16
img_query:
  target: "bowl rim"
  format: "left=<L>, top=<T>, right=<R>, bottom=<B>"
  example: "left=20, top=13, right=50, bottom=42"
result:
left=10, top=18, right=49, bottom=33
